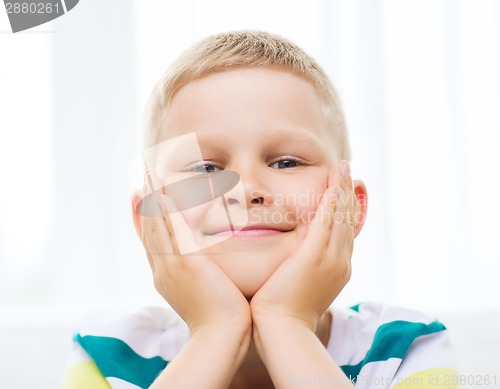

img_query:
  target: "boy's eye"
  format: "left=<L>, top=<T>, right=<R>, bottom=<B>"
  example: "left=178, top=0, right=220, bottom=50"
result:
left=188, top=163, right=223, bottom=173
left=270, top=157, right=304, bottom=169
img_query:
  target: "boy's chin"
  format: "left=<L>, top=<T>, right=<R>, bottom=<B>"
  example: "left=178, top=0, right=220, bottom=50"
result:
left=203, top=232, right=303, bottom=299
left=208, top=250, right=283, bottom=296
left=237, top=282, right=264, bottom=302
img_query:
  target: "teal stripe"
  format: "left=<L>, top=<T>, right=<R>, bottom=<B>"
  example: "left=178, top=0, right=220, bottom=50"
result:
left=340, top=320, right=446, bottom=383
left=74, top=334, right=169, bottom=388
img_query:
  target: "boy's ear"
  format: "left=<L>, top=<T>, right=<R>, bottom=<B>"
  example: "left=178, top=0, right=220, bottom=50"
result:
left=131, top=189, right=143, bottom=239
left=352, top=180, right=368, bottom=238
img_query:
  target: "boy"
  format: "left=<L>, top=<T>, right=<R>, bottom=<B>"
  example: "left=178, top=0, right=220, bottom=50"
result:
left=63, top=31, right=459, bottom=389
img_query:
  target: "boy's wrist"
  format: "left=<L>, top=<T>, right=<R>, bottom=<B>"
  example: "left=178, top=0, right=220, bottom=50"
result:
left=252, top=313, right=317, bottom=335
left=252, top=315, right=314, bottom=362
left=190, top=323, right=252, bottom=364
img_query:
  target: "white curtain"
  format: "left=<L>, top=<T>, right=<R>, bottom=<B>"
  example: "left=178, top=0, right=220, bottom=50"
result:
left=1, top=0, right=499, bottom=313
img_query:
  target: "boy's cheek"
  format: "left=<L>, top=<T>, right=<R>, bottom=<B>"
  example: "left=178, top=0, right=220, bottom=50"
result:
left=282, top=195, right=321, bottom=226
left=290, top=187, right=326, bottom=225
left=296, top=207, right=319, bottom=225
left=178, top=204, right=209, bottom=229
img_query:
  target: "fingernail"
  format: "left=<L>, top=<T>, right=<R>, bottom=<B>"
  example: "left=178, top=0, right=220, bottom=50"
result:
left=338, top=163, right=345, bottom=177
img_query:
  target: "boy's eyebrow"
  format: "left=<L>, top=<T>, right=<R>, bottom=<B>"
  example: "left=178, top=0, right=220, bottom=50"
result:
left=267, top=127, right=324, bottom=147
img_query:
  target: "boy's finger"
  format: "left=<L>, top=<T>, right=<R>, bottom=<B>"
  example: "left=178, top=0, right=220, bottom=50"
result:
left=329, top=161, right=355, bottom=252
left=328, top=190, right=355, bottom=251
left=297, top=163, right=343, bottom=255
left=144, top=170, right=202, bottom=256
left=161, top=190, right=202, bottom=255
left=141, top=171, right=175, bottom=259
left=143, top=234, right=156, bottom=273
left=327, top=161, right=340, bottom=189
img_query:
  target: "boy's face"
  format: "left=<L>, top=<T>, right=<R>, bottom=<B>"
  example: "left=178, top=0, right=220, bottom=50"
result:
left=149, top=68, right=347, bottom=299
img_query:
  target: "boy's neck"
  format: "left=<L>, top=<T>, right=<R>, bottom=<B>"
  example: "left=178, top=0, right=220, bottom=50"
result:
left=229, top=310, right=333, bottom=389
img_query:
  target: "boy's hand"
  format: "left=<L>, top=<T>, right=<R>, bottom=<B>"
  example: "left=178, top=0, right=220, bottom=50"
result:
left=140, top=171, right=252, bottom=338
left=250, top=161, right=355, bottom=332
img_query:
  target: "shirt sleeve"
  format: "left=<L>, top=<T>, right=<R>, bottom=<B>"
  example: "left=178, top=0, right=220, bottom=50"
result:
left=390, top=328, right=461, bottom=389
left=330, top=303, right=462, bottom=389
left=61, top=307, right=182, bottom=388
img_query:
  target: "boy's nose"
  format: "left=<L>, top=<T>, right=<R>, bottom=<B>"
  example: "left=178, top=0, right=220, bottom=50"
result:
left=224, top=173, right=272, bottom=207
left=248, top=187, right=272, bottom=206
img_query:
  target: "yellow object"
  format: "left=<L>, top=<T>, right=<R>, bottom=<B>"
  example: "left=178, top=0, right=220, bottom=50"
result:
left=392, top=368, right=460, bottom=389
left=61, top=360, right=110, bottom=389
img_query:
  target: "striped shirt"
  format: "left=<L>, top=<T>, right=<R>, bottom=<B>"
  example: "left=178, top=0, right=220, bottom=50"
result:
left=62, top=302, right=460, bottom=388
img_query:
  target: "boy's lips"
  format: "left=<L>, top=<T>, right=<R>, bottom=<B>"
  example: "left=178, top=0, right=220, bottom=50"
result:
left=205, top=224, right=294, bottom=238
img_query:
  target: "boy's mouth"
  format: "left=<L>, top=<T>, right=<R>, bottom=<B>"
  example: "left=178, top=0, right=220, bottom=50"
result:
left=204, top=224, right=293, bottom=238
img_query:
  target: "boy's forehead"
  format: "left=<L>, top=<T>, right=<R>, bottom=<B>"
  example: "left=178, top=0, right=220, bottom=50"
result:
left=161, top=68, right=332, bottom=141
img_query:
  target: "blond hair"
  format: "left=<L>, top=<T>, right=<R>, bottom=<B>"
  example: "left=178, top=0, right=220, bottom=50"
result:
left=144, top=30, right=351, bottom=160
